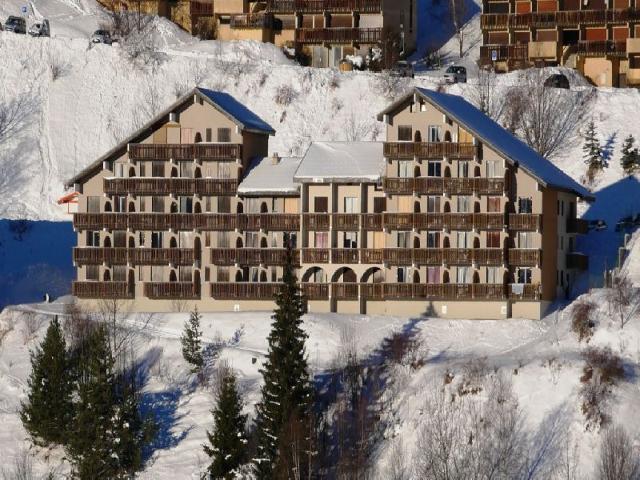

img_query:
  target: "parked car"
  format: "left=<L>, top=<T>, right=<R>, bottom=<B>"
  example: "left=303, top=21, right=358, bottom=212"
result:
left=91, top=29, right=112, bottom=45
left=28, top=19, right=50, bottom=37
left=544, top=73, right=570, bottom=89
left=390, top=61, right=414, bottom=78
left=444, top=65, right=467, bottom=83
left=5, top=16, right=27, bottom=34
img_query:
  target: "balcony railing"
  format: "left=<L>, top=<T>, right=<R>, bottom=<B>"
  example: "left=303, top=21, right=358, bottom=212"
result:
left=362, top=213, right=383, bottom=231
left=508, top=284, right=541, bottom=300
left=382, top=213, right=506, bottom=231
left=211, top=282, right=285, bottom=299
left=508, top=213, right=541, bottom=231
left=230, top=13, right=274, bottom=29
left=566, top=218, right=589, bottom=234
left=331, top=248, right=360, bottom=264
left=333, top=213, right=360, bottom=231
left=295, top=27, right=382, bottom=44
left=302, top=248, right=330, bottom=263
left=72, top=281, right=133, bottom=299
left=576, top=40, right=627, bottom=56
left=190, top=0, right=213, bottom=16
left=481, top=9, right=640, bottom=30
left=303, top=213, right=331, bottom=231
left=383, top=142, right=478, bottom=159
left=480, top=44, right=528, bottom=63
left=128, top=143, right=241, bottom=161
left=384, top=177, right=506, bottom=195
left=104, top=178, right=238, bottom=196
left=266, top=0, right=382, bottom=13
left=244, top=214, right=300, bottom=231
left=210, top=248, right=298, bottom=266
left=508, top=249, right=541, bottom=266
left=74, top=247, right=194, bottom=265
left=144, top=282, right=200, bottom=299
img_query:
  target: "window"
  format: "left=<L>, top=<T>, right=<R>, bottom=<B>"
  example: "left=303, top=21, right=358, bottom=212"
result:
left=152, top=161, right=164, bottom=177
left=151, top=232, right=163, bottom=249
left=87, top=196, right=101, bottom=213
left=114, top=196, right=127, bottom=213
left=517, top=268, right=532, bottom=284
left=427, top=161, right=442, bottom=177
left=178, top=232, right=193, bottom=248
left=138, top=231, right=145, bottom=247
left=152, top=197, right=164, bottom=213
left=218, top=197, right=231, bottom=213
left=179, top=266, right=192, bottom=283
left=427, top=266, right=440, bottom=283
left=427, top=196, right=441, bottom=213
left=397, top=232, right=411, bottom=248
left=457, top=231, right=472, bottom=248
left=180, top=162, right=194, bottom=178
left=397, top=267, right=410, bottom=283
left=246, top=232, right=260, bottom=248
left=86, top=231, right=100, bottom=247
left=217, top=232, right=230, bottom=248
left=206, top=128, right=212, bottom=142
left=373, top=197, right=386, bottom=213
left=458, top=161, right=469, bottom=178
left=487, top=231, right=501, bottom=248
left=398, top=125, right=412, bottom=142
left=314, top=197, right=328, bottom=213
left=518, top=197, right=533, bottom=214
left=428, top=125, right=441, bottom=142
left=427, top=231, right=440, bottom=248
left=85, top=265, right=99, bottom=281
left=486, top=267, right=500, bottom=283
left=288, top=233, right=298, bottom=249
left=486, top=160, right=502, bottom=178
left=487, top=196, right=501, bottom=213
left=344, top=232, right=358, bottom=249
left=115, top=163, right=125, bottom=178
left=179, top=196, right=193, bottom=214
left=518, top=232, right=534, bottom=249
left=344, top=197, right=358, bottom=213
left=314, top=232, right=329, bottom=248
left=113, top=231, right=126, bottom=248
left=139, top=162, right=146, bottom=177
left=139, top=197, right=146, bottom=212
left=217, top=128, right=231, bottom=143
left=112, top=265, right=127, bottom=282
left=398, top=161, right=412, bottom=178
left=457, top=196, right=471, bottom=213
left=457, top=267, right=472, bottom=284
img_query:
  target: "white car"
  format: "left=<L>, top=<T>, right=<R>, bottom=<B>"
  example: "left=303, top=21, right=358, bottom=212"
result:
left=444, top=65, right=467, bottom=84
left=28, top=19, right=50, bottom=37
left=91, top=29, right=112, bottom=44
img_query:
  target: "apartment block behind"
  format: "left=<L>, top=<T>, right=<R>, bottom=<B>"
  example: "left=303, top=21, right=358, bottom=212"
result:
left=65, top=87, right=593, bottom=319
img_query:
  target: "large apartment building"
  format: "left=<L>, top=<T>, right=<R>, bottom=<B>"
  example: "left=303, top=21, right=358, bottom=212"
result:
left=100, top=0, right=416, bottom=68
left=65, top=87, right=592, bottom=320
left=480, top=0, right=640, bottom=86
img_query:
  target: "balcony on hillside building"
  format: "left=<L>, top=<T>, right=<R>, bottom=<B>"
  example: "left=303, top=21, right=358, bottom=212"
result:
left=230, top=13, right=275, bottom=29
left=266, top=0, right=383, bottom=14
left=295, top=27, right=382, bottom=45
left=144, top=282, right=200, bottom=299
left=128, top=143, right=242, bottom=161
left=383, top=142, right=479, bottom=159
left=383, top=176, right=506, bottom=195
left=73, top=247, right=194, bottom=266
left=576, top=40, right=626, bottom=57
left=508, top=249, right=542, bottom=266
left=528, top=41, right=560, bottom=61
left=210, top=248, right=299, bottom=266
left=72, top=281, right=133, bottom=299
left=104, top=178, right=238, bottom=196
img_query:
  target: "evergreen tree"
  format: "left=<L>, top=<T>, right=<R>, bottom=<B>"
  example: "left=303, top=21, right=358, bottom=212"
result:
left=582, top=120, right=605, bottom=182
left=181, top=307, right=204, bottom=372
left=253, top=235, right=313, bottom=479
left=204, top=366, right=248, bottom=479
left=20, top=316, right=74, bottom=446
left=67, top=326, right=121, bottom=479
left=620, top=134, right=639, bottom=175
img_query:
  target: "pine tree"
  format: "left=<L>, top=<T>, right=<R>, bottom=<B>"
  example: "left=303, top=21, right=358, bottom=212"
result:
left=67, top=325, right=121, bottom=479
left=204, top=366, right=248, bottom=479
left=582, top=120, right=605, bottom=182
left=181, top=307, right=204, bottom=372
left=253, top=235, right=313, bottom=479
left=20, top=316, right=73, bottom=446
left=620, top=134, right=638, bottom=175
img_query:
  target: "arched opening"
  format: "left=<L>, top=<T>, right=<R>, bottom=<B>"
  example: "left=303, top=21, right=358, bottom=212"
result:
left=260, top=202, right=269, bottom=213
left=414, top=166, right=421, bottom=178
left=444, top=166, right=451, bottom=178
left=414, top=130, right=422, bottom=142
left=235, top=270, right=243, bottom=282
left=103, top=270, right=111, bottom=281
left=444, top=202, right=451, bottom=213
left=104, top=201, right=112, bottom=212
left=129, top=166, right=135, bottom=177
left=361, top=267, right=384, bottom=283
left=170, top=237, right=178, bottom=248
left=474, top=201, right=481, bottom=213
left=104, top=236, right=112, bottom=248
left=129, top=236, right=135, bottom=248
left=128, top=201, right=135, bottom=213
left=171, top=167, right=178, bottom=178
left=473, top=237, right=480, bottom=249
left=194, top=202, right=202, bottom=214
left=237, top=202, right=244, bottom=214
left=194, top=167, right=202, bottom=178
left=331, top=267, right=357, bottom=283
left=474, top=166, right=481, bottom=177
left=443, top=270, right=450, bottom=284
left=443, top=236, right=450, bottom=248
left=413, top=270, right=420, bottom=283
left=473, top=271, right=480, bottom=283
left=444, top=131, right=452, bottom=142
left=413, top=237, right=420, bottom=248
left=260, top=271, right=267, bottom=282
left=194, top=237, right=202, bottom=264
left=260, top=237, right=268, bottom=248
left=170, top=202, right=178, bottom=213
left=194, top=132, right=202, bottom=143
left=236, top=237, right=243, bottom=248
left=169, top=270, right=177, bottom=282
left=302, top=267, right=327, bottom=283
left=414, top=201, right=421, bottom=213
left=194, top=270, right=201, bottom=295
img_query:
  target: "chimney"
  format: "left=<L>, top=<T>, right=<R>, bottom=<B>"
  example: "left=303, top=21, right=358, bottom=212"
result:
left=271, top=152, right=280, bottom=165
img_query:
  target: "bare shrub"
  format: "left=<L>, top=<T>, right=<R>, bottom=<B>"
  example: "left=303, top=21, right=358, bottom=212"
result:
left=384, top=437, right=411, bottom=480
left=171, top=298, right=190, bottom=313
left=48, top=51, right=70, bottom=81
left=449, top=0, right=468, bottom=58
left=598, top=424, right=640, bottom=480
left=607, top=273, right=639, bottom=329
left=571, top=299, right=597, bottom=342
left=468, top=66, right=505, bottom=122
left=21, top=312, right=44, bottom=344
left=582, top=347, right=625, bottom=385
left=580, top=347, right=625, bottom=429
left=552, top=433, right=581, bottom=480
left=1, top=448, right=53, bottom=480
left=274, top=84, right=297, bottom=106
left=343, top=111, right=380, bottom=142
left=457, top=357, right=489, bottom=395
left=101, top=9, right=163, bottom=68
left=503, top=70, right=591, bottom=158
left=374, top=71, right=406, bottom=100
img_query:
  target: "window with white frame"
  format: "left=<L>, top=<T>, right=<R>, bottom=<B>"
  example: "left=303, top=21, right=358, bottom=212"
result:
left=427, top=196, right=441, bottom=213
left=486, top=160, right=502, bottom=178
left=456, top=266, right=472, bottom=284
left=428, top=125, right=441, bottom=142
left=518, top=197, right=533, bottom=214
left=86, top=231, right=100, bottom=247
left=517, top=232, right=535, bottom=249
left=397, top=267, right=410, bottom=283
left=397, top=231, right=411, bottom=248
left=457, top=196, right=471, bottom=213
left=398, top=161, right=412, bottom=178
left=427, top=231, right=440, bottom=248
left=458, top=161, right=469, bottom=178
left=344, top=232, right=358, bottom=249
left=314, top=232, right=329, bottom=248
left=344, top=197, right=358, bottom=213
left=486, top=266, right=500, bottom=284
left=457, top=231, right=472, bottom=248
left=517, top=268, right=532, bottom=284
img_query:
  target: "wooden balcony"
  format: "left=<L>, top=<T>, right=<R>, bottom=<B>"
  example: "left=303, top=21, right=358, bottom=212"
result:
left=333, top=213, right=360, bottom=231
left=128, top=143, right=241, bottom=161
left=72, top=281, right=133, bottom=299
left=243, top=214, right=300, bottom=231
left=566, top=252, right=589, bottom=270
left=508, top=284, right=541, bottom=300
left=210, top=248, right=298, bottom=266
left=385, top=177, right=506, bottom=195
left=382, top=213, right=505, bottom=231
left=144, top=282, right=200, bottom=299
left=331, top=248, right=360, bottom=264
left=360, top=249, right=383, bottom=264
left=508, top=249, right=541, bottom=266
left=566, top=218, right=588, bottom=234
left=230, top=13, right=274, bottom=29
left=74, top=213, right=238, bottom=232
left=362, top=214, right=383, bottom=231
left=266, top=0, right=382, bottom=13
left=211, top=282, right=284, bottom=299
left=103, top=178, right=238, bottom=196
left=383, top=248, right=504, bottom=266
left=190, top=0, right=213, bottom=15
left=480, top=44, right=528, bottom=63
left=74, top=247, right=194, bottom=266
left=295, top=27, right=382, bottom=45
left=302, top=283, right=330, bottom=300
left=302, top=248, right=330, bottom=263
left=331, top=283, right=359, bottom=300
left=576, top=40, right=626, bottom=57
left=382, top=283, right=508, bottom=300
left=383, top=142, right=478, bottom=159
left=481, top=9, right=640, bottom=31
left=508, top=214, right=541, bottom=231
left=303, top=213, right=331, bottom=231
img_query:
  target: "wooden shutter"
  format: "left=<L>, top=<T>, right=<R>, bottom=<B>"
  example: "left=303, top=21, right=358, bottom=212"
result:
left=585, top=28, right=606, bottom=41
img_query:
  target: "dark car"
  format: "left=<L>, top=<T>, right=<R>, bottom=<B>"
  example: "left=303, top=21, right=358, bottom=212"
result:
left=5, top=16, right=27, bottom=34
left=544, top=73, right=570, bottom=89
left=444, top=65, right=467, bottom=83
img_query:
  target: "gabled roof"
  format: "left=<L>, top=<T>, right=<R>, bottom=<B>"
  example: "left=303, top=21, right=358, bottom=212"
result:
left=378, top=87, right=593, bottom=200
left=238, top=156, right=301, bottom=196
left=294, top=142, right=385, bottom=183
left=65, top=88, right=274, bottom=188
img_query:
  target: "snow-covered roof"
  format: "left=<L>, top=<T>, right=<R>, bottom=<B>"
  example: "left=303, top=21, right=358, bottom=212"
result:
left=238, top=156, right=301, bottom=196
left=378, top=87, right=593, bottom=200
left=198, top=88, right=274, bottom=135
left=65, top=88, right=274, bottom=188
left=294, top=142, right=385, bottom=183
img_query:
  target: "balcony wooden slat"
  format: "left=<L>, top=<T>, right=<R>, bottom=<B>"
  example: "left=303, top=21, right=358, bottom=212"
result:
left=508, top=249, right=541, bottom=266
left=104, top=178, right=238, bottom=196
left=144, top=282, right=199, bottom=299
left=128, top=143, right=241, bottom=161
left=295, top=27, right=382, bottom=44
left=211, top=248, right=298, bottom=266
left=331, top=248, right=359, bottom=264
left=243, top=214, right=300, bottom=231
left=302, top=283, right=329, bottom=300
left=211, top=282, right=284, bottom=299
left=230, top=13, right=274, bottom=29
left=266, top=0, right=382, bottom=13
left=332, top=213, right=360, bottom=231
left=362, top=214, right=383, bottom=231
left=508, top=213, right=541, bottom=231
left=303, top=213, right=331, bottom=231
left=73, top=213, right=241, bottom=231
left=72, top=281, right=133, bottom=299
left=360, top=249, right=383, bottom=264
left=383, top=142, right=478, bottom=159
left=302, top=248, right=330, bottom=263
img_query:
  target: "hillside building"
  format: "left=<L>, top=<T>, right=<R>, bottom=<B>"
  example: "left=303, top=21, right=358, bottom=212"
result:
left=65, top=87, right=592, bottom=319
